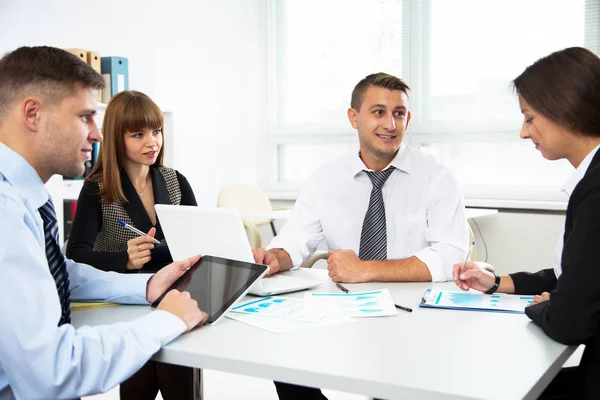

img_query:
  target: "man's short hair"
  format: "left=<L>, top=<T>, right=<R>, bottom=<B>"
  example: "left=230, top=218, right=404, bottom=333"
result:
left=350, top=72, right=410, bottom=111
left=0, top=46, right=105, bottom=120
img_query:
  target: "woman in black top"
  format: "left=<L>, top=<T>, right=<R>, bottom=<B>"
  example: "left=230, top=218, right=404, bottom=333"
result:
left=454, top=47, right=600, bottom=400
left=67, top=90, right=197, bottom=399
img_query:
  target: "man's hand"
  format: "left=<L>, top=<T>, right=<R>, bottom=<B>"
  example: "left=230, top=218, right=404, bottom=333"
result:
left=531, top=291, right=551, bottom=305
left=126, top=227, right=157, bottom=270
left=146, top=254, right=201, bottom=303
left=156, top=289, right=209, bottom=332
left=452, top=261, right=495, bottom=292
left=327, top=250, right=370, bottom=283
left=252, top=248, right=280, bottom=275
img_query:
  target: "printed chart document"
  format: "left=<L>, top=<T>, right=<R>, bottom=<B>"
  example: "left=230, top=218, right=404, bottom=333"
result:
left=419, top=288, right=534, bottom=314
left=302, top=289, right=397, bottom=318
left=227, top=296, right=349, bottom=333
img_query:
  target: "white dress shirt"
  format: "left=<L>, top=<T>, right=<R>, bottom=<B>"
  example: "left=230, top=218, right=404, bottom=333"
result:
left=268, top=144, right=469, bottom=282
left=0, top=143, right=187, bottom=399
left=553, top=144, right=600, bottom=278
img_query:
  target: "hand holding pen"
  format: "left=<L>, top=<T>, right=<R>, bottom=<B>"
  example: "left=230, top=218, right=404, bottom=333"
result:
left=118, top=220, right=161, bottom=245
left=453, top=242, right=497, bottom=292
left=118, top=220, right=160, bottom=270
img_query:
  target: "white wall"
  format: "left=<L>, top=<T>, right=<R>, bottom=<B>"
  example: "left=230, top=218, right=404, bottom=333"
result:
left=469, top=210, right=566, bottom=274
left=0, top=0, right=267, bottom=206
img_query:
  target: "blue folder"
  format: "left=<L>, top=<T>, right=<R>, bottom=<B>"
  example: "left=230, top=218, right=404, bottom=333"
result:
left=419, top=288, right=533, bottom=314
left=100, top=56, right=129, bottom=97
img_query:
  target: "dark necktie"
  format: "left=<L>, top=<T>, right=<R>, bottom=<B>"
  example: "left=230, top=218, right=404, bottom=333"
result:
left=39, top=199, right=71, bottom=325
left=359, top=167, right=395, bottom=260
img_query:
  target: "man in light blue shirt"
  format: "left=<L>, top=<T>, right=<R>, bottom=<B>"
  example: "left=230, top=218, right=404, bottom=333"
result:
left=0, top=46, right=208, bottom=399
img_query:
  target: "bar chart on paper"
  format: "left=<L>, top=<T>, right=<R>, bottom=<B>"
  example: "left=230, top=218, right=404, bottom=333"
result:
left=420, top=288, right=534, bottom=313
left=227, top=296, right=349, bottom=333
left=303, top=289, right=397, bottom=317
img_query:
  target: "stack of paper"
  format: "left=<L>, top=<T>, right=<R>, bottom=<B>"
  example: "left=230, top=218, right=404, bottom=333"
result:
left=228, top=297, right=348, bottom=333
left=227, top=289, right=397, bottom=333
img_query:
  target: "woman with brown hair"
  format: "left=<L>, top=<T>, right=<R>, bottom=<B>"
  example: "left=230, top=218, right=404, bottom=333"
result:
left=454, top=47, right=600, bottom=400
left=67, top=90, right=197, bottom=399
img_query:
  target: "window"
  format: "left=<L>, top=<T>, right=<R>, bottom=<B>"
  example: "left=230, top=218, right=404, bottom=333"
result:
left=266, top=0, right=600, bottom=205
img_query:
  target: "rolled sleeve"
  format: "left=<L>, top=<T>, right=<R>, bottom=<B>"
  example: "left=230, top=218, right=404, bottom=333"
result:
left=266, top=184, right=324, bottom=268
left=414, top=167, right=469, bottom=282
left=413, top=248, right=445, bottom=282
left=68, top=260, right=152, bottom=304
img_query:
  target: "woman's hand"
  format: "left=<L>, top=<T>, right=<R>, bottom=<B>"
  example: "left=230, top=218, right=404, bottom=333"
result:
left=453, top=261, right=496, bottom=292
left=531, top=291, right=551, bottom=305
left=126, top=227, right=157, bottom=270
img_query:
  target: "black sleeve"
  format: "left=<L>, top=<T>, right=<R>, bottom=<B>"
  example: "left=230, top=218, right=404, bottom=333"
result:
left=177, top=171, right=197, bottom=206
left=509, top=269, right=557, bottom=295
left=66, top=181, right=129, bottom=273
left=524, top=183, right=600, bottom=345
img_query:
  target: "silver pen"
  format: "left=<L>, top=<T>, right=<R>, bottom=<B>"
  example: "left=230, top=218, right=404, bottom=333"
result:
left=117, top=219, right=161, bottom=245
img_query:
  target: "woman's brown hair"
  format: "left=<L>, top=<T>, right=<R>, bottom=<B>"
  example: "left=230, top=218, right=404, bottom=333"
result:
left=513, top=47, right=600, bottom=137
left=87, top=90, right=165, bottom=204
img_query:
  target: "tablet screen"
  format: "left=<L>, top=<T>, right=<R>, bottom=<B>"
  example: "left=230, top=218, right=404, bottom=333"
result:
left=151, top=255, right=268, bottom=323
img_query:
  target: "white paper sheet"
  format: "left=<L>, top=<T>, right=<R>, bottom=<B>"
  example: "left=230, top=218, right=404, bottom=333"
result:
left=302, top=289, right=397, bottom=318
left=227, top=296, right=349, bottom=333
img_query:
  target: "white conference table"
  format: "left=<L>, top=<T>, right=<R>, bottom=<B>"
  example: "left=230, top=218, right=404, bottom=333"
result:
left=72, top=269, right=573, bottom=400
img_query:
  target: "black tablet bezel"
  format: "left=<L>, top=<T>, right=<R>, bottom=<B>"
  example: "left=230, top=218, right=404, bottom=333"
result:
left=150, top=255, right=268, bottom=323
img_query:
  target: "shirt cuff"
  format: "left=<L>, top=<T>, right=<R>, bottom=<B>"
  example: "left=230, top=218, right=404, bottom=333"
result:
left=412, top=248, right=446, bottom=282
left=105, top=273, right=152, bottom=304
left=136, top=309, right=187, bottom=346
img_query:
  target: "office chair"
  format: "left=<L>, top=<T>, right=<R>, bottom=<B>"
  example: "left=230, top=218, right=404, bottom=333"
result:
left=217, top=183, right=281, bottom=248
left=300, top=250, right=329, bottom=268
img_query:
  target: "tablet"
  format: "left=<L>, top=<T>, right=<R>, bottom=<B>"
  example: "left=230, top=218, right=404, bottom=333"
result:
left=151, top=255, right=269, bottom=324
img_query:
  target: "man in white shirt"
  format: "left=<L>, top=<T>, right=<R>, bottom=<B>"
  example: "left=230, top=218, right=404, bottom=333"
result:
left=0, top=46, right=207, bottom=399
left=254, top=72, right=468, bottom=283
left=253, top=72, right=468, bottom=400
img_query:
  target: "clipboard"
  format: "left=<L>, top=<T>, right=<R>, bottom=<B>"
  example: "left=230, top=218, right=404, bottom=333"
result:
left=419, top=288, right=533, bottom=314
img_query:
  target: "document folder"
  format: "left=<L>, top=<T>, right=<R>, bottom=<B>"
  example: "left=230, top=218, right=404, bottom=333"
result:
left=101, top=56, right=129, bottom=98
left=86, top=51, right=102, bottom=102
left=419, top=288, right=533, bottom=314
left=65, top=48, right=86, bottom=62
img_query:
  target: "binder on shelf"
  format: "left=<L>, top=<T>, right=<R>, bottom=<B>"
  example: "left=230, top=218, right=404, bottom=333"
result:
left=86, top=51, right=103, bottom=102
left=92, top=142, right=100, bottom=166
left=101, top=56, right=129, bottom=98
left=86, top=51, right=101, bottom=73
left=101, top=75, right=111, bottom=103
left=65, top=48, right=86, bottom=62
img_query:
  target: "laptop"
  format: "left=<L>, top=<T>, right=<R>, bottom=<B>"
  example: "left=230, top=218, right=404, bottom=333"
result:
left=155, top=204, right=324, bottom=296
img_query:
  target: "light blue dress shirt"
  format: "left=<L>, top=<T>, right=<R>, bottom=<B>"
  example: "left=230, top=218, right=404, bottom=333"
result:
left=0, top=143, right=187, bottom=399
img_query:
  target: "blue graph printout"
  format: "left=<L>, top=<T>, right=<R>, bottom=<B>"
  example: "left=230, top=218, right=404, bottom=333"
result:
left=303, top=289, right=397, bottom=317
left=420, top=288, right=534, bottom=313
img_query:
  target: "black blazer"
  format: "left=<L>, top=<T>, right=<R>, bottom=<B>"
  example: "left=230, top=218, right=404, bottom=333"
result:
left=511, top=150, right=600, bottom=399
left=66, top=167, right=197, bottom=274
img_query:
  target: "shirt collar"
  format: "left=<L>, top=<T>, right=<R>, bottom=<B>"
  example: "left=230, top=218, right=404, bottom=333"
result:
left=351, top=143, right=412, bottom=176
left=561, top=144, right=600, bottom=197
left=0, top=142, right=48, bottom=209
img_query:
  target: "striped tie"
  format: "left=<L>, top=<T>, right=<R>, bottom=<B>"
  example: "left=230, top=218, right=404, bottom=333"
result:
left=359, top=167, right=395, bottom=260
left=39, top=199, right=71, bottom=325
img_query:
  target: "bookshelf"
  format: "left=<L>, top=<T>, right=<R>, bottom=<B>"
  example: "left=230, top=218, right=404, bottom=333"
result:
left=46, top=103, right=175, bottom=246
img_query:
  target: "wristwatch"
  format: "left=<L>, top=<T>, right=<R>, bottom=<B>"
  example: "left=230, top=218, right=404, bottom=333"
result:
left=484, top=272, right=501, bottom=295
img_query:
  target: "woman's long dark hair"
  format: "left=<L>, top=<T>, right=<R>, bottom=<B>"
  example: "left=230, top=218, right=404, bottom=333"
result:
left=513, top=47, right=600, bottom=137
